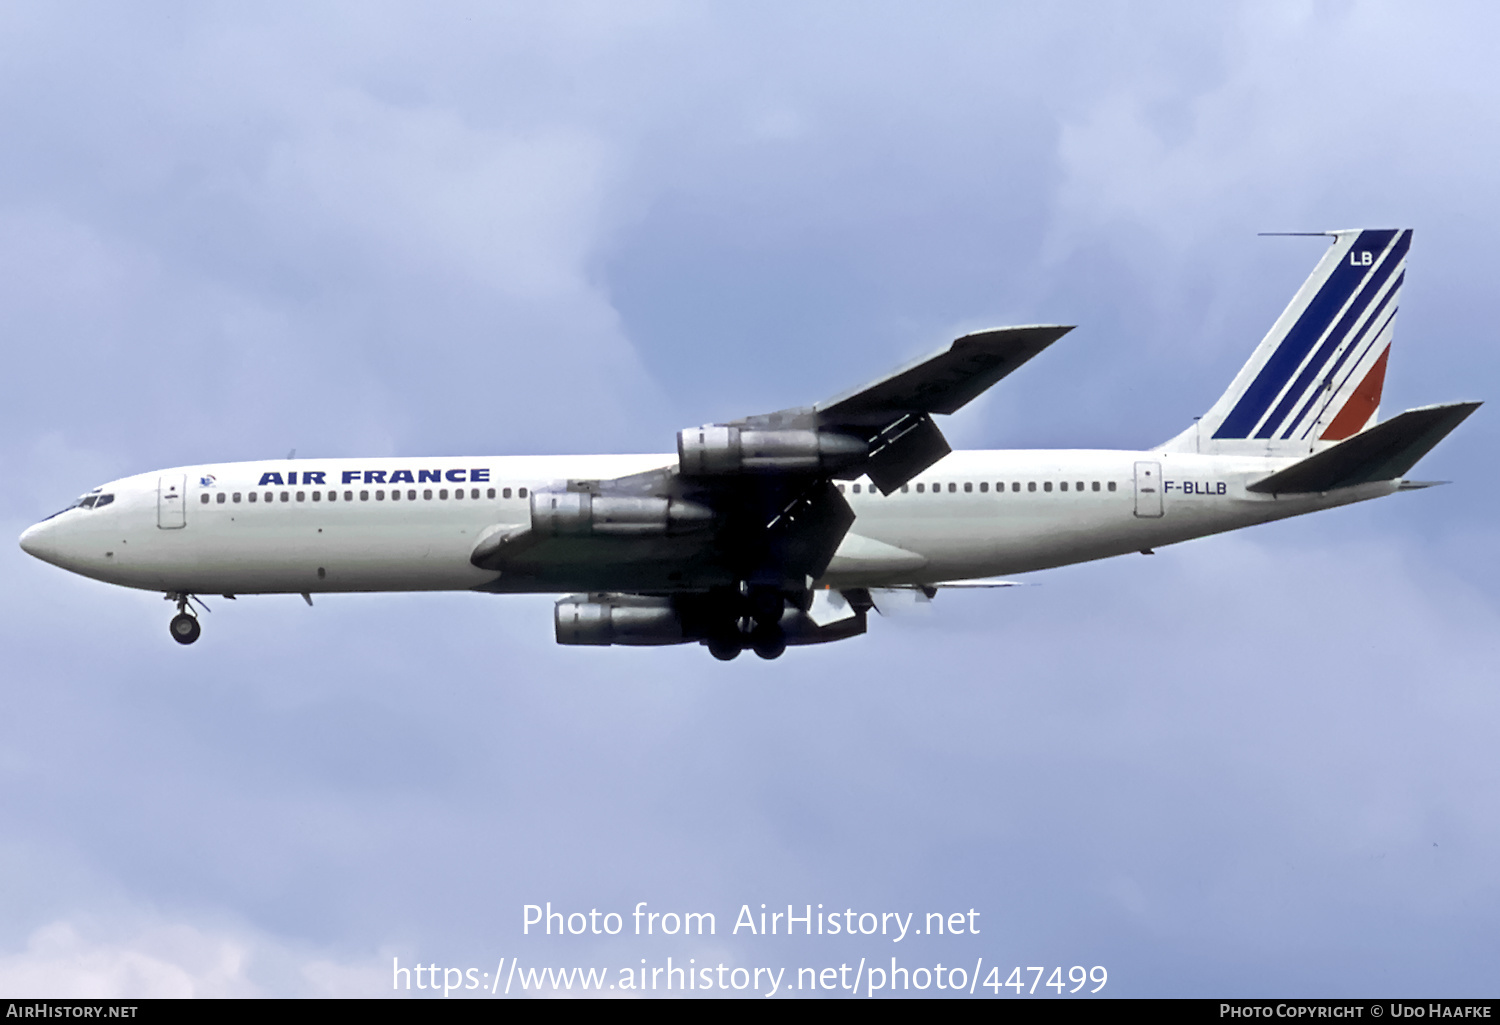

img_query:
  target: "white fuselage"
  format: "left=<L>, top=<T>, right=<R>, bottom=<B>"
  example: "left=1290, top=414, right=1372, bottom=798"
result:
left=19, top=449, right=1394, bottom=597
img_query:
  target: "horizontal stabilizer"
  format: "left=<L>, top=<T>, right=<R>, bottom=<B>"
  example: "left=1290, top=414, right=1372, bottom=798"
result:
left=817, top=325, right=1072, bottom=425
left=1247, top=402, right=1480, bottom=494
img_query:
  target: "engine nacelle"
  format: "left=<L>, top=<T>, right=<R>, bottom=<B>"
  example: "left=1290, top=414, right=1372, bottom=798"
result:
left=555, top=596, right=688, bottom=646
left=531, top=491, right=713, bottom=537
left=677, top=425, right=867, bottom=476
left=553, top=593, right=867, bottom=648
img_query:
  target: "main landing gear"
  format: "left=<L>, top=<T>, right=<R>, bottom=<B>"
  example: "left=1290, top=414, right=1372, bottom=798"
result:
left=165, top=592, right=206, bottom=645
left=705, top=586, right=788, bottom=662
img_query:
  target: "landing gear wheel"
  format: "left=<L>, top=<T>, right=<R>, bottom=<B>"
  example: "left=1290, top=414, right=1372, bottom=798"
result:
left=707, top=633, right=742, bottom=661
left=751, top=623, right=786, bottom=661
left=169, top=613, right=201, bottom=645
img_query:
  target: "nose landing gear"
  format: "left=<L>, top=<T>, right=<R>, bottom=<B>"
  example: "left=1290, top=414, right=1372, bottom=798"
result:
left=170, top=613, right=201, bottom=645
left=165, top=592, right=207, bottom=645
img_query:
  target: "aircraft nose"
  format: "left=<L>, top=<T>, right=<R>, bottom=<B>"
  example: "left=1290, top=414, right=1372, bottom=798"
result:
left=19, top=519, right=66, bottom=566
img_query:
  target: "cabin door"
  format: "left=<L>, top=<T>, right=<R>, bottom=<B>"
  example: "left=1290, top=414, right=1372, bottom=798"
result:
left=1133, top=461, right=1163, bottom=519
left=158, top=475, right=187, bottom=529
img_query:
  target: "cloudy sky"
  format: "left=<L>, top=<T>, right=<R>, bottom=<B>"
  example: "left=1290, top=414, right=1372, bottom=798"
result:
left=2, top=1, right=1497, bottom=998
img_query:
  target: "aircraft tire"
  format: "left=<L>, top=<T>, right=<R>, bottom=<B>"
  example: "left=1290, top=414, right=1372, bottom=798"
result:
left=170, top=613, right=201, bottom=645
left=751, top=624, right=786, bottom=661
left=707, top=634, right=741, bottom=661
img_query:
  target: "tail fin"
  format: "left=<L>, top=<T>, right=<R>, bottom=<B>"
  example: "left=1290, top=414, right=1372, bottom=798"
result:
left=1163, top=229, right=1412, bottom=455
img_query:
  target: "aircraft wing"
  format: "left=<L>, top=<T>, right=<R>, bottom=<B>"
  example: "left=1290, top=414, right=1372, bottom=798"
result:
left=792, top=325, right=1072, bottom=494
left=474, top=324, right=1070, bottom=594
left=814, top=325, right=1073, bottom=426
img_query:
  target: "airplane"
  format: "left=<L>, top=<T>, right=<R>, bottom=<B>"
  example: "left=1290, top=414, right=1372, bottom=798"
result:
left=18, top=228, right=1479, bottom=660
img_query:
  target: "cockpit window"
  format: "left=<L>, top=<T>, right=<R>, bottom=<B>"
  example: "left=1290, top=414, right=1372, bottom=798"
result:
left=40, top=487, right=116, bottom=520
left=45, top=493, right=93, bottom=519
left=53, top=492, right=114, bottom=516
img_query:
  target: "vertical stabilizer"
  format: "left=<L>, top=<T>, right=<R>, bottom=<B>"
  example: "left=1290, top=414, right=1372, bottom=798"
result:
left=1163, top=229, right=1411, bottom=455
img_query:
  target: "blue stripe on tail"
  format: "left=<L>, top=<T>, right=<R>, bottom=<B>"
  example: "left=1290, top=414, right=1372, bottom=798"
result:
left=1213, top=229, right=1400, bottom=440
left=1280, top=271, right=1403, bottom=440
left=1266, top=237, right=1409, bottom=439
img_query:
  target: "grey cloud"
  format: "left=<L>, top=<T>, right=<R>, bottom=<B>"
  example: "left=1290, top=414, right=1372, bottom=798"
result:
left=1, top=1, right=1496, bottom=997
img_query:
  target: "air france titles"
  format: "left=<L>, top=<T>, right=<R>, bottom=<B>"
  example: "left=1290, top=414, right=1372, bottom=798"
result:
left=255, top=469, right=492, bottom=487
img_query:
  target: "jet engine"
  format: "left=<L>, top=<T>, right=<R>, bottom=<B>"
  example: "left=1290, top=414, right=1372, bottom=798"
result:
left=677, top=425, right=867, bottom=476
left=555, top=595, right=687, bottom=646
left=553, top=593, right=868, bottom=650
left=530, top=491, right=713, bottom=537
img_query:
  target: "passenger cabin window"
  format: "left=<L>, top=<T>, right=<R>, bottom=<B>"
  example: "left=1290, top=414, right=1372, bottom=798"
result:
left=375, top=490, right=385, bottom=500
left=519, top=487, right=528, bottom=498
left=1044, top=482, right=1052, bottom=492
left=1076, top=481, right=1084, bottom=491
left=424, top=489, right=433, bottom=500
left=1060, top=481, right=1068, bottom=492
left=217, top=492, right=226, bottom=504
left=248, top=492, right=258, bottom=503
left=439, top=489, right=449, bottom=499
left=963, top=482, right=972, bottom=493
left=1092, top=482, right=1100, bottom=492
left=487, top=488, right=496, bottom=498
left=360, top=490, right=369, bottom=501
left=1028, top=482, right=1036, bottom=493
left=916, top=483, right=924, bottom=493
left=948, top=482, right=956, bottom=493
left=200, top=494, right=209, bottom=504
left=296, top=491, right=305, bottom=502
left=979, top=482, right=988, bottom=493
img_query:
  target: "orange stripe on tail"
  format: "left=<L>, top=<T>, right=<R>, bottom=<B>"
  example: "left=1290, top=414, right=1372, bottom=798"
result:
left=1321, top=345, right=1390, bottom=440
